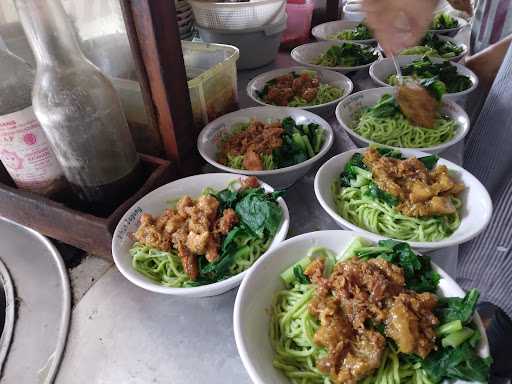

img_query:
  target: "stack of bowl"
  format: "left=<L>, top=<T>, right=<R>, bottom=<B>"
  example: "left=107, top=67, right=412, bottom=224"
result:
left=189, top=0, right=287, bottom=69
left=176, top=0, right=195, bottom=40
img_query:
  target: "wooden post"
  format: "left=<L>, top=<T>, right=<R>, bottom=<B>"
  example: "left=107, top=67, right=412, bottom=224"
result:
left=120, top=0, right=199, bottom=173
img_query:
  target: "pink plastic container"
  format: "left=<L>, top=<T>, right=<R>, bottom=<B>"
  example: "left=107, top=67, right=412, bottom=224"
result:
left=281, top=0, right=314, bottom=48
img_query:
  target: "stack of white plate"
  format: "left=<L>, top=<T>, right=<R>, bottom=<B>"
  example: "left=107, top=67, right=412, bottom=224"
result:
left=176, top=0, right=194, bottom=40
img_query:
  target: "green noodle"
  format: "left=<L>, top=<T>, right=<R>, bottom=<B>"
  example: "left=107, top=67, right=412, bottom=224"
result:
left=331, top=180, right=461, bottom=242
left=288, top=84, right=344, bottom=107
left=271, top=283, right=327, bottom=384
left=226, top=153, right=276, bottom=170
left=130, top=227, right=272, bottom=287
left=354, top=111, right=457, bottom=148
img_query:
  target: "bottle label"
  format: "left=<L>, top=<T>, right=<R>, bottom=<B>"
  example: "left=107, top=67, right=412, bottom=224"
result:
left=0, top=106, right=63, bottom=189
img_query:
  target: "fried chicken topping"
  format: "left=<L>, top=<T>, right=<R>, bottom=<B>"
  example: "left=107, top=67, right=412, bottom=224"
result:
left=218, top=119, right=284, bottom=171
left=363, top=147, right=464, bottom=217
left=263, top=72, right=320, bottom=106
left=133, top=194, right=241, bottom=280
left=308, top=257, right=439, bottom=384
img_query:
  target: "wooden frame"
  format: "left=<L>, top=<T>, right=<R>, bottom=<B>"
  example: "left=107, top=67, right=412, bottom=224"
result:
left=121, top=0, right=201, bottom=174
left=0, top=154, right=174, bottom=259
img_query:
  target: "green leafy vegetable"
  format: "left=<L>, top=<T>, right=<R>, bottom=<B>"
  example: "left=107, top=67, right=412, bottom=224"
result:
left=436, top=288, right=480, bottom=324
left=376, top=146, right=404, bottom=159
left=314, top=43, right=378, bottom=67
left=293, top=265, right=310, bottom=285
left=431, top=13, right=459, bottom=30
left=437, top=320, right=463, bottom=336
left=339, top=153, right=369, bottom=187
left=216, top=188, right=239, bottom=210
left=419, top=154, right=440, bottom=170
left=364, top=94, right=401, bottom=118
left=235, top=187, right=283, bottom=238
left=393, top=56, right=472, bottom=93
left=422, top=342, right=492, bottom=383
left=365, top=182, right=400, bottom=207
left=201, top=185, right=282, bottom=280
left=441, top=327, right=475, bottom=348
left=401, top=33, right=463, bottom=59
left=280, top=256, right=312, bottom=286
left=421, top=32, right=464, bottom=58
left=273, top=118, right=325, bottom=168
left=332, top=23, right=373, bottom=40
left=420, top=77, right=447, bottom=100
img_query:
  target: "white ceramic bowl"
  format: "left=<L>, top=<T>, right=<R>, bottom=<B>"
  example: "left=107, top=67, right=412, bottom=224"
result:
left=246, top=66, right=354, bottom=116
left=112, top=173, right=290, bottom=297
left=234, top=230, right=490, bottom=384
left=197, top=107, right=334, bottom=189
left=335, top=87, right=470, bottom=153
left=428, top=15, right=468, bottom=37
left=311, top=20, right=376, bottom=45
left=291, top=41, right=379, bottom=74
left=398, top=35, right=468, bottom=62
left=369, top=55, right=478, bottom=100
left=314, top=149, right=492, bottom=251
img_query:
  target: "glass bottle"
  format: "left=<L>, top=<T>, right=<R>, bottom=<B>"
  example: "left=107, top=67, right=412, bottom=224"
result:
left=0, top=45, right=66, bottom=196
left=15, top=0, right=141, bottom=214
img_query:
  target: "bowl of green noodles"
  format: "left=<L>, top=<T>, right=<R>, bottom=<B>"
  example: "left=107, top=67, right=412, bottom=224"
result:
left=369, top=55, right=478, bottom=100
left=291, top=41, right=379, bottom=74
left=112, top=173, right=290, bottom=297
left=335, top=87, right=470, bottom=153
left=314, top=148, right=492, bottom=251
left=246, top=67, right=353, bottom=116
left=311, top=20, right=376, bottom=45
left=197, top=106, right=334, bottom=189
left=234, top=230, right=491, bottom=384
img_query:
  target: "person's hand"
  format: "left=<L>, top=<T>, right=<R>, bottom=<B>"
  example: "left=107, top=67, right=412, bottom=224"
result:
left=362, top=0, right=438, bottom=55
left=446, top=0, right=473, bottom=16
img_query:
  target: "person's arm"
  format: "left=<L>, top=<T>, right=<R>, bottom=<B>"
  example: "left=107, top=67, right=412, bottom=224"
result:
left=465, top=35, right=512, bottom=91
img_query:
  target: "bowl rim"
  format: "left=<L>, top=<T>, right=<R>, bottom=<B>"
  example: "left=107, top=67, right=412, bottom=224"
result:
left=111, top=173, right=290, bottom=296
left=368, top=55, right=479, bottom=98
left=246, top=66, right=354, bottom=111
left=311, top=19, right=377, bottom=45
left=234, top=229, right=490, bottom=384
left=313, top=149, right=493, bottom=250
left=197, top=106, right=334, bottom=176
left=335, top=87, right=471, bottom=153
left=427, top=15, right=468, bottom=34
left=291, top=41, right=380, bottom=72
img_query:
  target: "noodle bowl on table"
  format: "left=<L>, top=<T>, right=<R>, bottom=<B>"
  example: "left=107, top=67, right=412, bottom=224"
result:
left=112, top=173, right=289, bottom=297
left=197, top=107, right=334, bottom=189
left=234, top=230, right=491, bottom=384
left=314, top=148, right=492, bottom=252
left=246, top=67, right=354, bottom=116
left=336, top=87, right=470, bottom=154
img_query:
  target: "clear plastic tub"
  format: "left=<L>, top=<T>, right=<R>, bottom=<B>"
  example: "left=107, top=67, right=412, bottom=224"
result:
left=182, top=41, right=240, bottom=128
left=281, top=0, right=314, bottom=48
